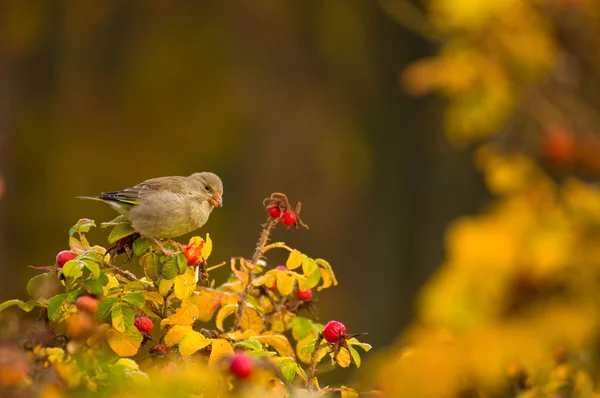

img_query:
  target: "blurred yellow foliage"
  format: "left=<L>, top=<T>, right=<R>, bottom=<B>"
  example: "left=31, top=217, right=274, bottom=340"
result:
left=377, top=146, right=600, bottom=396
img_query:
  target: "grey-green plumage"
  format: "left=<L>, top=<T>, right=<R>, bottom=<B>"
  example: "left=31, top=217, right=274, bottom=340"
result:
left=78, top=172, right=223, bottom=239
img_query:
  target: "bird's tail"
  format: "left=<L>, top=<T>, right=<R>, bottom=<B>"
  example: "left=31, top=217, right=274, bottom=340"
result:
left=76, top=195, right=131, bottom=215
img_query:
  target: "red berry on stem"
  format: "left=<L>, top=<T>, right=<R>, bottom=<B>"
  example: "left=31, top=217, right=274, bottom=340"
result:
left=75, top=295, right=98, bottom=313
left=150, top=344, right=167, bottom=356
left=281, top=211, right=297, bottom=226
left=229, top=351, right=254, bottom=379
left=56, top=250, right=76, bottom=268
left=275, top=265, right=287, bottom=271
left=322, top=320, right=346, bottom=343
left=296, top=288, right=313, bottom=301
left=134, top=316, right=154, bottom=334
left=268, top=206, right=282, bottom=219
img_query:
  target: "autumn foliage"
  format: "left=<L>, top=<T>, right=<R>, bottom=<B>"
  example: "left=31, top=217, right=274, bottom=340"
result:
left=0, top=195, right=370, bottom=397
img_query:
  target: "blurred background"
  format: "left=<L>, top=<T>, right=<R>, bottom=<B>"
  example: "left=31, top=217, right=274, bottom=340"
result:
left=0, top=0, right=488, bottom=356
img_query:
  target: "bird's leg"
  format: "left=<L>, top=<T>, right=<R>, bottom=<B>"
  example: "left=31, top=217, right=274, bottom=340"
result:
left=166, top=239, right=185, bottom=250
left=151, top=237, right=181, bottom=257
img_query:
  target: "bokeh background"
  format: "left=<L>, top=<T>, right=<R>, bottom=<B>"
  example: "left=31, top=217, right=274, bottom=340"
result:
left=0, top=0, right=487, bottom=355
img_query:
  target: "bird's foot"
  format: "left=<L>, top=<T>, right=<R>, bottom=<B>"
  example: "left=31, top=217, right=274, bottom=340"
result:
left=151, top=237, right=181, bottom=257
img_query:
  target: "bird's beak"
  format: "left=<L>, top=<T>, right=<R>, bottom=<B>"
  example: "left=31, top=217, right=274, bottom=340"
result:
left=209, top=192, right=223, bottom=207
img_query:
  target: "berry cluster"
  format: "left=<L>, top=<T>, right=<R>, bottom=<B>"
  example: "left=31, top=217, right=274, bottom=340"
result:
left=264, top=193, right=307, bottom=228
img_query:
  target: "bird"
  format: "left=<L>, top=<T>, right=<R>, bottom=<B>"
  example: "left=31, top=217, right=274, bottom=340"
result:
left=78, top=172, right=223, bottom=255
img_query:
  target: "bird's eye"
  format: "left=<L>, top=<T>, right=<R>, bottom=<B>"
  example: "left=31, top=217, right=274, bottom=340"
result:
left=204, top=185, right=211, bottom=192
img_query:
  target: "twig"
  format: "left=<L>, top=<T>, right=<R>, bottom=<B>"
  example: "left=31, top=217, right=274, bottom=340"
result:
left=233, top=218, right=277, bottom=330
left=307, top=334, right=324, bottom=391
left=102, top=261, right=157, bottom=291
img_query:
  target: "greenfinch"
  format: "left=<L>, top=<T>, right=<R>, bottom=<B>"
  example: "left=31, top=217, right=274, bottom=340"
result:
left=78, top=172, right=223, bottom=253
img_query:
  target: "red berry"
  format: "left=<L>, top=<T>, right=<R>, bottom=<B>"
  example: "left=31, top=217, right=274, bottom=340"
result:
left=296, top=288, right=313, bottom=301
left=281, top=211, right=297, bottom=226
left=134, top=316, right=154, bottom=334
left=150, top=344, right=167, bottom=356
left=268, top=206, right=282, bottom=219
left=56, top=250, right=76, bottom=268
left=229, top=351, right=254, bottom=379
left=322, top=320, right=346, bottom=343
left=75, top=295, right=98, bottom=313
left=275, top=265, right=287, bottom=271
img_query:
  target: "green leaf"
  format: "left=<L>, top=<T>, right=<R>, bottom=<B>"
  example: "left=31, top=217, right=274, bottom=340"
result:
left=140, top=253, right=161, bottom=281
left=27, top=273, right=54, bottom=297
left=62, top=260, right=84, bottom=279
left=292, top=317, right=312, bottom=341
left=133, top=238, right=151, bottom=257
left=96, top=297, right=119, bottom=322
left=273, top=357, right=297, bottom=381
left=111, top=303, right=136, bottom=332
left=302, top=257, right=318, bottom=276
left=305, top=267, right=321, bottom=289
left=161, top=258, right=179, bottom=280
left=348, top=346, right=361, bottom=368
left=233, top=339, right=264, bottom=353
left=84, top=279, right=104, bottom=296
left=83, top=260, right=100, bottom=279
left=69, top=218, right=96, bottom=236
left=124, top=281, right=145, bottom=291
left=0, top=299, right=36, bottom=314
left=47, top=293, right=67, bottom=320
left=81, top=251, right=104, bottom=264
left=108, top=223, right=136, bottom=244
left=98, top=272, right=109, bottom=287
left=124, top=292, right=145, bottom=309
left=176, top=254, right=187, bottom=275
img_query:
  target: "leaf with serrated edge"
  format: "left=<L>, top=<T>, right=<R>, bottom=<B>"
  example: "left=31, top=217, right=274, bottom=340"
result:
left=96, top=297, right=118, bottom=322
left=111, top=303, right=135, bottom=332
left=274, top=357, right=297, bottom=381
left=106, top=327, right=142, bottom=357
left=164, top=325, right=192, bottom=346
left=276, top=272, right=295, bottom=296
left=254, top=333, right=295, bottom=358
left=286, top=250, right=303, bottom=270
left=47, top=293, right=67, bottom=320
left=179, top=330, right=210, bottom=356
left=161, top=299, right=198, bottom=327
left=123, top=292, right=145, bottom=308
left=239, top=304, right=264, bottom=333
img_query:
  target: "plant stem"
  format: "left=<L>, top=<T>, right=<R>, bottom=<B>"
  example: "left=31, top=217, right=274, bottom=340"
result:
left=233, top=218, right=277, bottom=330
left=102, top=261, right=156, bottom=291
left=307, top=334, right=324, bottom=391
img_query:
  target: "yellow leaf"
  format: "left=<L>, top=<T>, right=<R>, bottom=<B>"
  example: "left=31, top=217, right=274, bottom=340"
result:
left=115, top=358, right=140, bottom=371
left=162, top=299, right=199, bottom=327
left=215, top=304, right=238, bottom=331
left=106, top=327, right=143, bottom=357
left=302, top=257, right=318, bottom=276
left=208, top=339, right=234, bottom=366
left=221, top=329, right=257, bottom=341
left=340, top=386, right=359, bottom=397
left=141, top=291, right=164, bottom=306
left=164, top=325, right=192, bottom=347
left=103, top=275, right=119, bottom=296
left=253, top=273, right=277, bottom=289
left=334, top=347, right=351, bottom=368
left=179, top=330, right=210, bottom=356
left=254, top=333, right=295, bottom=358
left=174, top=269, right=196, bottom=300
left=203, top=234, right=212, bottom=259
left=159, top=278, right=175, bottom=297
left=189, top=289, right=220, bottom=322
left=286, top=250, right=304, bottom=270
left=239, top=304, right=264, bottom=333
left=296, top=335, right=317, bottom=364
left=276, top=272, right=296, bottom=296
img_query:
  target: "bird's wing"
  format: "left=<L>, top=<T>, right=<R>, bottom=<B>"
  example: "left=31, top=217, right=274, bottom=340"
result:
left=98, top=176, right=189, bottom=205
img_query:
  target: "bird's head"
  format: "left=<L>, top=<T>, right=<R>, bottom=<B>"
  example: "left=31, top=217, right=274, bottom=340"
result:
left=191, top=172, right=223, bottom=208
